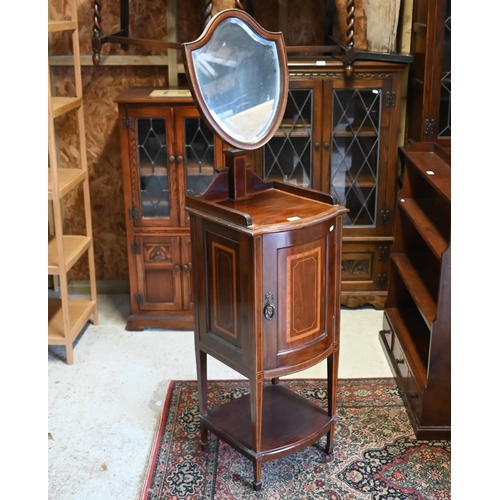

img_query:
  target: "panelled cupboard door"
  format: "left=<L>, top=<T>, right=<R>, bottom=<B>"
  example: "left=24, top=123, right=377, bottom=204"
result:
left=134, top=235, right=183, bottom=311
left=262, top=224, right=336, bottom=373
left=125, top=106, right=181, bottom=227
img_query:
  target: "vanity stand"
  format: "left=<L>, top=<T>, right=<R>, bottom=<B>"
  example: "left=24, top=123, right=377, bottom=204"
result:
left=187, top=149, right=347, bottom=490
left=182, top=9, right=348, bottom=490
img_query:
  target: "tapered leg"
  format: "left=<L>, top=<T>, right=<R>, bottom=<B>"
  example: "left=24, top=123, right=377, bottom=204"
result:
left=252, top=458, right=262, bottom=491
left=325, top=351, right=338, bottom=453
left=249, top=374, right=264, bottom=489
left=196, top=349, right=209, bottom=451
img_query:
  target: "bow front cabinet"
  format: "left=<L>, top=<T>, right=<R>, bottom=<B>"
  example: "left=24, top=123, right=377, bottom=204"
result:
left=186, top=153, right=348, bottom=490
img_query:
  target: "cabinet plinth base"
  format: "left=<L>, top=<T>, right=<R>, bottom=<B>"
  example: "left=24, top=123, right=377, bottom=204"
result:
left=200, top=383, right=335, bottom=489
left=126, top=312, right=193, bottom=331
left=341, top=291, right=387, bottom=310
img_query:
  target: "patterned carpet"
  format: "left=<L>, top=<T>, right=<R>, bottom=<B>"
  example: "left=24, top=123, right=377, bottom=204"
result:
left=140, top=379, right=451, bottom=500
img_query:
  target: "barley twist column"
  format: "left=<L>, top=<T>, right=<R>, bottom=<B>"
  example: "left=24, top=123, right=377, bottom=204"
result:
left=344, top=0, right=355, bottom=77
left=92, top=0, right=103, bottom=65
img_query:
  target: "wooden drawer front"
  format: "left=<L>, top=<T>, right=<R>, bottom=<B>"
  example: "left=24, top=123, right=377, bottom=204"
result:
left=392, top=333, right=423, bottom=419
left=341, top=242, right=391, bottom=291
left=406, top=368, right=423, bottom=418
left=380, top=313, right=393, bottom=351
left=392, top=334, right=409, bottom=383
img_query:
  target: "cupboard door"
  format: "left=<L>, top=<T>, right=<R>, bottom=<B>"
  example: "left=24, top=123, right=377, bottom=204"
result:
left=341, top=241, right=391, bottom=292
left=126, top=107, right=180, bottom=227
left=262, top=223, right=335, bottom=372
left=323, top=78, right=396, bottom=237
left=176, top=107, right=221, bottom=227
left=259, top=80, right=323, bottom=190
left=135, top=235, right=183, bottom=311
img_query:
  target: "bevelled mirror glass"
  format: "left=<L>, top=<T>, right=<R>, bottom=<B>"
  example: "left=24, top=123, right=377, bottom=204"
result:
left=182, top=9, right=288, bottom=150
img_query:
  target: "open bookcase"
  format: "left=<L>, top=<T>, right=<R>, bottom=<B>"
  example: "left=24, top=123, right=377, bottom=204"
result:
left=380, top=141, right=450, bottom=439
left=48, top=0, right=98, bottom=364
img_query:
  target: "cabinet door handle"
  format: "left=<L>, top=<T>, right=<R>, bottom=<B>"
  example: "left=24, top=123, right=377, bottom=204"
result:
left=169, top=155, right=175, bottom=163
left=174, top=265, right=180, bottom=271
left=183, top=264, right=189, bottom=271
left=264, top=292, right=276, bottom=320
left=314, top=142, right=320, bottom=150
left=395, top=358, right=404, bottom=364
left=177, top=156, right=183, bottom=163
left=324, top=142, right=330, bottom=149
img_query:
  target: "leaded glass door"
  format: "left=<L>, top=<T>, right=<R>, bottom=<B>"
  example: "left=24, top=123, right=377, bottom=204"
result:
left=128, top=107, right=180, bottom=227
left=322, top=79, right=395, bottom=237
left=438, top=0, right=451, bottom=139
left=330, top=88, right=381, bottom=228
left=260, top=80, right=323, bottom=190
left=176, top=107, right=221, bottom=226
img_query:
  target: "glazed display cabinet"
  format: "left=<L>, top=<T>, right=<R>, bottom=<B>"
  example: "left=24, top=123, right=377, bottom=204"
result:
left=252, top=59, right=406, bottom=309
left=407, top=0, right=451, bottom=148
left=116, top=87, right=226, bottom=330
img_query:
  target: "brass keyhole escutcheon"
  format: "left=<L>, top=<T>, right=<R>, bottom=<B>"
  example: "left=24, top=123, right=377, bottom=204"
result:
left=264, top=292, right=276, bottom=320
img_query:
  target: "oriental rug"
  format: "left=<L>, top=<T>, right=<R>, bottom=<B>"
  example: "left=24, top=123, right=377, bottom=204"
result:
left=140, top=379, right=451, bottom=500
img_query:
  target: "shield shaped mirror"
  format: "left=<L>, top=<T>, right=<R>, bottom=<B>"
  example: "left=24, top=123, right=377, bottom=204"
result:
left=182, top=9, right=288, bottom=150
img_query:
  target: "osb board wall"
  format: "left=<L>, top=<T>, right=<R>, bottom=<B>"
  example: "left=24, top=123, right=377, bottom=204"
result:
left=49, top=0, right=370, bottom=283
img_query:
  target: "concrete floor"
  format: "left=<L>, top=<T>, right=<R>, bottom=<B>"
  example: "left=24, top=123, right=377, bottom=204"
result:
left=48, top=294, right=392, bottom=500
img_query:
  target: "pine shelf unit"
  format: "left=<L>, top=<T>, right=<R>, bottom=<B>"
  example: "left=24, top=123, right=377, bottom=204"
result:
left=48, top=0, right=98, bottom=364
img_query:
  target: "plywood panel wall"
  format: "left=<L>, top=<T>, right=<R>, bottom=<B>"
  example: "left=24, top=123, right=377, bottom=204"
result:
left=49, top=0, right=372, bottom=284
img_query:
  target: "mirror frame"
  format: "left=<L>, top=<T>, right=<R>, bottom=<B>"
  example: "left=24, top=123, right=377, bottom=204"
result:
left=182, top=9, right=288, bottom=151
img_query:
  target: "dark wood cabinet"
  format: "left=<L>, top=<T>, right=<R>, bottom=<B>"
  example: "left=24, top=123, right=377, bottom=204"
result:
left=406, top=0, right=451, bottom=148
left=187, top=151, right=347, bottom=490
left=380, top=141, right=450, bottom=440
left=116, top=87, right=225, bottom=330
left=253, top=60, right=406, bottom=309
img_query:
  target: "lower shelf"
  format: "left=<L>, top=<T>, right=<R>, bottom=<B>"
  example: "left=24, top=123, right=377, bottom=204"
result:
left=48, top=297, right=97, bottom=345
left=202, top=383, right=334, bottom=462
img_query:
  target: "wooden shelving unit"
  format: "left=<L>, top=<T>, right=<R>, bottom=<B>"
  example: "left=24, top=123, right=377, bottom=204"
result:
left=380, top=141, right=450, bottom=439
left=48, top=0, right=98, bottom=364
